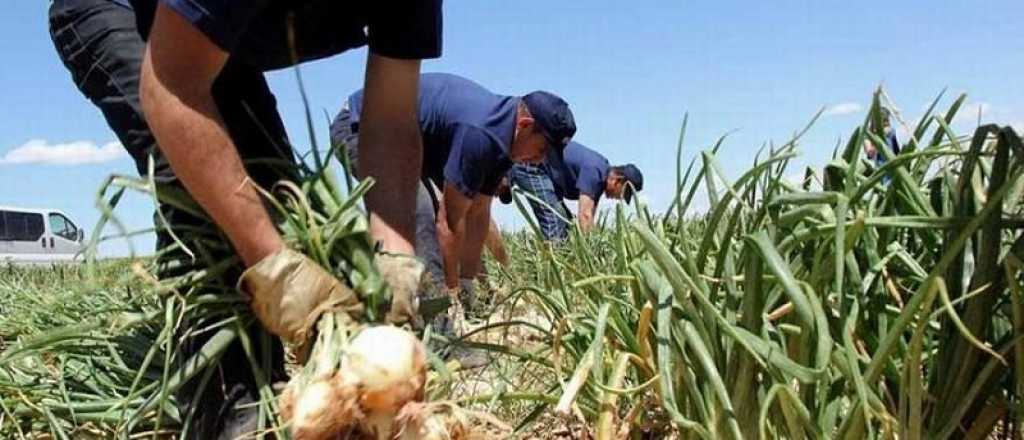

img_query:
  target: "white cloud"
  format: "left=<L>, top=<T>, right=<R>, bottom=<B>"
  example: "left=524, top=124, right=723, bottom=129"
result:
left=904, top=99, right=1022, bottom=136
left=0, top=139, right=127, bottom=166
left=824, top=102, right=863, bottom=116
left=955, top=102, right=992, bottom=124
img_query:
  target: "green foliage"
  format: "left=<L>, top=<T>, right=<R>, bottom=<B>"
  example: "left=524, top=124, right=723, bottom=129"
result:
left=0, top=122, right=380, bottom=438
left=4, top=89, right=1024, bottom=440
left=481, top=90, right=1024, bottom=439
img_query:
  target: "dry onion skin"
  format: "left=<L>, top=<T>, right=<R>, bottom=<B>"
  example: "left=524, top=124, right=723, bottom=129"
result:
left=280, top=375, right=360, bottom=440
left=395, top=402, right=468, bottom=440
left=351, top=325, right=427, bottom=439
left=347, top=325, right=427, bottom=412
left=394, top=402, right=511, bottom=440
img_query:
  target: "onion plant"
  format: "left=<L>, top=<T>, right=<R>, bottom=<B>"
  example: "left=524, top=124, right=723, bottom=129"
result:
left=474, top=90, right=1024, bottom=439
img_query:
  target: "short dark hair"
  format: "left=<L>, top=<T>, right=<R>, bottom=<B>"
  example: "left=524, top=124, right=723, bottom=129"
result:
left=609, top=164, right=644, bottom=202
left=609, top=167, right=634, bottom=187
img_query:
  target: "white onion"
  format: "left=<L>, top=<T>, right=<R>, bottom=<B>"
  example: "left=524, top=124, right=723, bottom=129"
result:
left=282, top=324, right=427, bottom=440
left=395, top=402, right=469, bottom=440
left=344, top=325, right=427, bottom=413
left=282, top=377, right=359, bottom=440
left=397, top=413, right=454, bottom=440
left=292, top=380, right=334, bottom=426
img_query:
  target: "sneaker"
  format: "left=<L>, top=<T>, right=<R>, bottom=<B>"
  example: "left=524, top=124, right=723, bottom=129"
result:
left=458, top=285, right=475, bottom=315
left=448, top=345, right=489, bottom=370
left=424, top=309, right=456, bottom=356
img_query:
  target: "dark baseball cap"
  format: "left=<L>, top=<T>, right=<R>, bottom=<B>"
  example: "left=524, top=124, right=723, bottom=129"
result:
left=522, top=91, right=576, bottom=155
left=618, top=164, right=644, bottom=203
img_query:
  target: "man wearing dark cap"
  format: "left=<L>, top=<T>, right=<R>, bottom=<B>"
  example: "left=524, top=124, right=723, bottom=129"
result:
left=505, top=142, right=644, bottom=241
left=863, top=108, right=902, bottom=167
left=332, top=72, right=575, bottom=340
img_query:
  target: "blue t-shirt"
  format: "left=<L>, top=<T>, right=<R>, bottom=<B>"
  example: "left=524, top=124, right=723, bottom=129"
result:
left=874, top=131, right=901, bottom=167
left=131, top=0, right=442, bottom=71
left=546, top=142, right=609, bottom=201
left=348, top=73, right=517, bottom=198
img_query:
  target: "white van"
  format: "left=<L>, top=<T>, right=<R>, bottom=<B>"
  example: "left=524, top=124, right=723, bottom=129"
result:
left=0, top=206, right=85, bottom=264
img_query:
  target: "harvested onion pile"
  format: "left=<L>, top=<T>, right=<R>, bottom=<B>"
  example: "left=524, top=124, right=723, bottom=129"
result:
left=282, top=309, right=509, bottom=440
left=279, top=309, right=421, bottom=439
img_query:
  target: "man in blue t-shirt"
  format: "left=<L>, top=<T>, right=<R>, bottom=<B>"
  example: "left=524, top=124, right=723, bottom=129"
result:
left=96, top=1, right=440, bottom=437
left=332, top=73, right=576, bottom=331
left=862, top=108, right=902, bottom=185
left=50, top=1, right=344, bottom=437
left=506, top=142, right=644, bottom=241
left=863, top=108, right=902, bottom=166
left=129, top=1, right=441, bottom=329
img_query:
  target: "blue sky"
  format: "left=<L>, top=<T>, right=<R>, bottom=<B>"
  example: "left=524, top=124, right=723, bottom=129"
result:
left=2, top=1, right=1022, bottom=256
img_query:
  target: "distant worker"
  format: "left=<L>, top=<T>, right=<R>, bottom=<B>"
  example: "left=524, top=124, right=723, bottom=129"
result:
left=505, top=142, right=643, bottom=241
left=862, top=108, right=901, bottom=188
left=863, top=108, right=901, bottom=168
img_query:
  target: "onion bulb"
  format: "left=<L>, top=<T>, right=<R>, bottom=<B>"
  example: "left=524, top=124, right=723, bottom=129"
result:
left=394, top=402, right=469, bottom=440
left=280, top=377, right=359, bottom=440
left=346, top=325, right=427, bottom=413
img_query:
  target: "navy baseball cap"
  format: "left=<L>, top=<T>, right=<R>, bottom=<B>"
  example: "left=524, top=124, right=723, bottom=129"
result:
left=522, top=91, right=576, bottom=155
left=619, top=164, right=644, bottom=203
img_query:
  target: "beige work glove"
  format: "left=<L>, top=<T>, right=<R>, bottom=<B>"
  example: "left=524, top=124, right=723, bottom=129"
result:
left=239, top=248, right=363, bottom=344
left=376, top=252, right=433, bottom=327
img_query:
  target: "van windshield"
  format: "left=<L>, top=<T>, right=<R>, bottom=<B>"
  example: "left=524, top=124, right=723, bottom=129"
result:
left=49, top=213, right=78, bottom=241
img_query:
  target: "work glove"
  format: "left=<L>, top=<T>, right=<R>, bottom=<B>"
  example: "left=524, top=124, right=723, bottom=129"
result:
left=376, top=252, right=432, bottom=328
left=239, top=248, right=363, bottom=344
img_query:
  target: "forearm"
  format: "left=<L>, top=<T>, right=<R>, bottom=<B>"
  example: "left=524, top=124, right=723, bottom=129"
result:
left=578, top=213, right=594, bottom=232
left=436, top=216, right=461, bottom=288
left=577, top=208, right=595, bottom=233
left=439, top=183, right=474, bottom=288
left=577, top=196, right=596, bottom=233
left=140, top=59, right=282, bottom=266
left=459, top=199, right=491, bottom=279
left=359, top=55, right=422, bottom=255
left=485, top=219, right=510, bottom=266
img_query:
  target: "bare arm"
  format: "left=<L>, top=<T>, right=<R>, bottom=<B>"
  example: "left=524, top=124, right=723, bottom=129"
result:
left=140, top=4, right=281, bottom=266
left=359, top=55, right=423, bottom=255
left=484, top=219, right=510, bottom=266
left=459, top=195, right=493, bottom=279
left=436, top=182, right=473, bottom=288
left=577, top=194, right=598, bottom=233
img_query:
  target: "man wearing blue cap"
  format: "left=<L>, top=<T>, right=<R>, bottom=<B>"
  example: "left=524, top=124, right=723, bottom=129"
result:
left=504, top=142, right=644, bottom=241
left=332, top=72, right=576, bottom=338
left=863, top=108, right=902, bottom=170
